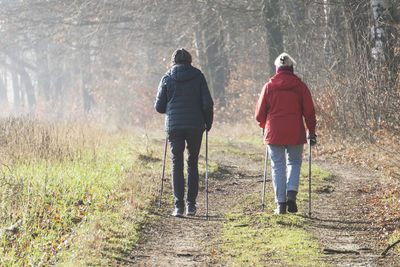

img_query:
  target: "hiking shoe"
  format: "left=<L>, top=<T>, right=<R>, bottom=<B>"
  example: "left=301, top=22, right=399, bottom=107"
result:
left=186, top=205, right=196, bottom=216
left=287, top=199, right=298, bottom=213
left=287, top=191, right=298, bottom=213
left=274, top=203, right=287, bottom=214
left=171, top=207, right=184, bottom=217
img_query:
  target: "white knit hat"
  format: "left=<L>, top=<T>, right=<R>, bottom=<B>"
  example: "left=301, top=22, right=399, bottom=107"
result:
left=274, top=52, right=296, bottom=67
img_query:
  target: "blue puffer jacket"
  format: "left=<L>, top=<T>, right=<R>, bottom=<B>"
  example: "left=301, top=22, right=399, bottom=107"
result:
left=155, top=64, right=214, bottom=132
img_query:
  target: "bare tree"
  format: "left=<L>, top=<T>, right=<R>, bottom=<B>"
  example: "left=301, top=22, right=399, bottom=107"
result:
left=0, top=0, right=398, bottom=137
left=262, top=0, right=283, bottom=78
left=371, top=0, right=394, bottom=62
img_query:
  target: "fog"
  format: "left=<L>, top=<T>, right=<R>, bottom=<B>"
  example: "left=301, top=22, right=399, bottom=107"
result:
left=1, top=0, right=399, bottom=136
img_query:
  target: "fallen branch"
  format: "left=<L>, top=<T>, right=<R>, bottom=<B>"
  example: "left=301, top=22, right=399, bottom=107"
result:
left=323, top=248, right=360, bottom=255
left=177, top=253, right=193, bottom=257
left=381, top=239, right=400, bottom=256
left=113, top=256, right=137, bottom=264
left=234, top=224, right=249, bottom=228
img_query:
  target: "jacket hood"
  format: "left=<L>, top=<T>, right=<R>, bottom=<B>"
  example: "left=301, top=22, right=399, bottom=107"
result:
left=270, top=71, right=300, bottom=90
left=166, top=64, right=201, bottom=82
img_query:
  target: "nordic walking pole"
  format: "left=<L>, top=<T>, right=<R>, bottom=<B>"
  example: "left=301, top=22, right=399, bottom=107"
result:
left=205, top=131, right=209, bottom=219
left=262, top=145, right=268, bottom=211
left=159, top=137, right=168, bottom=208
left=308, top=140, right=312, bottom=217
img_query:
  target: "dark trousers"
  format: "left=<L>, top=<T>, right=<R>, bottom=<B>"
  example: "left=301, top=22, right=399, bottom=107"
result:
left=168, top=129, right=204, bottom=208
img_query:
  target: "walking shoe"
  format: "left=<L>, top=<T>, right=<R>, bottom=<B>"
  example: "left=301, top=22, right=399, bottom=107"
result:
left=287, top=191, right=298, bottom=213
left=274, top=203, right=287, bottom=214
left=186, top=204, right=196, bottom=216
left=287, top=199, right=298, bottom=213
left=171, top=207, right=184, bottom=217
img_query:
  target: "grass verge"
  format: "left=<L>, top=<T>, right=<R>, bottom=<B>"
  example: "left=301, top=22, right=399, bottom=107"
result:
left=0, top=119, right=162, bottom=265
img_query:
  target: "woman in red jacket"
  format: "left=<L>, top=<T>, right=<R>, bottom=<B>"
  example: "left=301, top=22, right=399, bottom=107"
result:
left=255, top=53, right=317, bottom=214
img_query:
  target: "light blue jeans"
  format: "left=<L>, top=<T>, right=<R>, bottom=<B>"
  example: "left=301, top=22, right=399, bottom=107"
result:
left=268, top=144, right=304, bottom=203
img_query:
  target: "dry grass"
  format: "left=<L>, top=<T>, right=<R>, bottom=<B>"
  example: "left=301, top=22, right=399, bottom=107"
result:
left=0, top=117, right=99, bottom=162
left=0, top=117, right=162, bottom=265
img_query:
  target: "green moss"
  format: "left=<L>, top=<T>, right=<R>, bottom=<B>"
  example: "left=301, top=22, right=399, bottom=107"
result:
left=209, top=138, right=332, bottom=266
left=216, top=192, right=327, bottom=266
left=301, top=165, right=332, bottom=182
left=388, top=231, right=400, bottom=255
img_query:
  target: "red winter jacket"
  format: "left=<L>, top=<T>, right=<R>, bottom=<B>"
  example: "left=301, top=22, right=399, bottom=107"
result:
left=255, top=70, right=316, bottom=145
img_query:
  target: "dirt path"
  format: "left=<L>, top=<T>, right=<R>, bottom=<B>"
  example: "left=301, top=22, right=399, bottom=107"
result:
left=129, top=150, right=263, bottom=266
left=311, top=160, right=400, bottom=266
left=129, top=145, right=400, bottom=266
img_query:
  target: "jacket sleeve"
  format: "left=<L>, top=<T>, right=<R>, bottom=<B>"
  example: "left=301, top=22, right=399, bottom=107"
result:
left=200, top=74, right=214, bottom=128
left=154, top=76, right=168, bottom=114
left=255, top=83, right=268, bottom=129
left=301, top=83, right=316, bottom=134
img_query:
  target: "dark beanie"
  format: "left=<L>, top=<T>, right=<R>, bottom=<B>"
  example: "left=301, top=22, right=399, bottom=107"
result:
left=172, top=48, right=192, bottom=65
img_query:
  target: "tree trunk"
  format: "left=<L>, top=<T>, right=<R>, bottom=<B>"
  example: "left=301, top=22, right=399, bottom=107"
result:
left=12, top=72, right=21, bottom=111
left=342, top=1, right=356, bottom=68
left=6, top=53, right=36, bottom=113
left=371, top=0, right=398, bottom=85
left=262, top=0, right=283, bottom=78
left=0, top=72, right=7, bottom=103
left=79, top=51, right=94, bottom=114
left=35, top=42, right=51, bottom=101
left=192, top=0, right=228, bottom=105
left=19, top=68, right=36, bottom=110
left=323, top=0, right=346, bottom=73
left=371, top=0, right=393, bottom=62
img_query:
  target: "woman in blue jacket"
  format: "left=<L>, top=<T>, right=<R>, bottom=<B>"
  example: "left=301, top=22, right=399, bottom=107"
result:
left=155, top=48, right=214, bottom=217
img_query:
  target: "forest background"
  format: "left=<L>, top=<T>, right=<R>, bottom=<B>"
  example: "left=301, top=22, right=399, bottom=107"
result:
left=1, top=0, right=399, bottom=161
left=1, top=1, right=399, bottom=138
